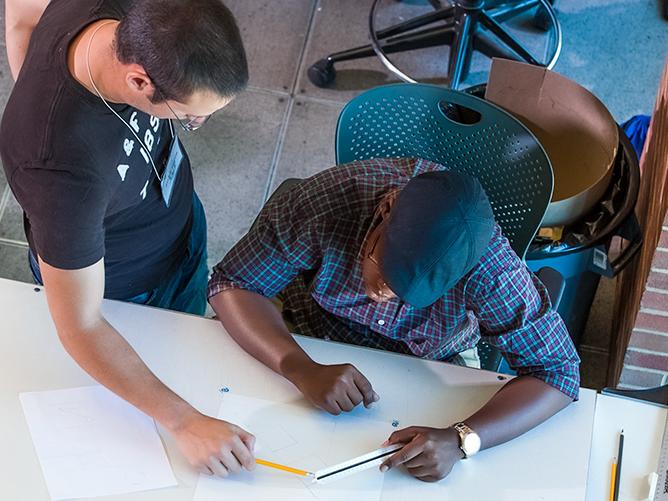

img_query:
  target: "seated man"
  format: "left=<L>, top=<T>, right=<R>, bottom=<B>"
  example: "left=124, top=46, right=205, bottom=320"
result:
left=208, top=158, right=580, bottom=483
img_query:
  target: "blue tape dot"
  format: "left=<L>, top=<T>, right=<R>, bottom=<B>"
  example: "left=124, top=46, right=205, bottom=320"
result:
left=392, top=420, right=399, bottom=427
left=220, top=387, right=230, bottom=393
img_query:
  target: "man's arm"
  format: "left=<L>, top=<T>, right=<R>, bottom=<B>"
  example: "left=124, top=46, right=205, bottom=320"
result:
left=40, top=257, right=256, bottom=477
left=380, top=227, right=579, bottom=482
left=210, top=288, right=378, bottom=415
left=5, top=0, right=50, bottom=79
left=208, top=195, right=379, bottom=416
left=380, top=375, right=571, bottom=481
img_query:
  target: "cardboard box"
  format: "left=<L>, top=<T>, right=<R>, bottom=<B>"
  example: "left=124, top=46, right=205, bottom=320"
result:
left=485, top=58, right=618, bottom=227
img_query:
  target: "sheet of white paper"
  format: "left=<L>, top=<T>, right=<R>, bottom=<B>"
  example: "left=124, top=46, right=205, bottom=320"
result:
left=193, top=393, right=395, bottom=501
left=19, top=385, right=177, bottom=500
left=585, top=394, right=666, bottom=501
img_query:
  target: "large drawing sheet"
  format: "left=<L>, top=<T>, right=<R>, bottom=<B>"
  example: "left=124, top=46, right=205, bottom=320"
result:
left=585, top=394, right=666, bottom=501
left=19, top=386, right=177, bottom=500
left=193, top=393, right=395, bottom=501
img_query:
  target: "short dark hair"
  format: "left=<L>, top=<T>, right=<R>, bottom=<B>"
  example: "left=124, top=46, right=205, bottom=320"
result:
left=115, top=0, right=248, bottom=104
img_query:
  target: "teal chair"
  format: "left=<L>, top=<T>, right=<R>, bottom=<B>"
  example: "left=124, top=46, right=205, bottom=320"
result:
left=336, top=83, right=553, bottom=259
left=335, top=83, right=560, bottom=372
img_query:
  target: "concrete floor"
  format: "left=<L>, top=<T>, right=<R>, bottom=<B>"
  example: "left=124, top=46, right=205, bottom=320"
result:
left=0, top=0, right=666, bottom=389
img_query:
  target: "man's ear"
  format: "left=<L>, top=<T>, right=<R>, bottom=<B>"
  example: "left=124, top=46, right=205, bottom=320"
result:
left=125, top=64, right=155, bottom=98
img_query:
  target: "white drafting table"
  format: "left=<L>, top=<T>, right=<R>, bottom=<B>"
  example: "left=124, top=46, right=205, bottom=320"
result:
left=0, top=277, right=643, bottom=501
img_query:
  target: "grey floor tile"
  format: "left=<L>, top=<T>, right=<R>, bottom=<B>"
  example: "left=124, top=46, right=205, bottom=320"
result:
left=271, top=98, right=342, bottom=191
left=0, top=69, right=12, bottom=115
left=226, top=0, right=316, bottom=93
left=0, top=166, right=5, bottom=195
left=179, top=89, right=288, bottom=270
left=0, top=22, right=14, bottom=113
left=0, top=5, right=13, bottom=192
left=298, top=0, right=560, bottom=104
left=553, top=0, right=668, bottom=121
left=0, top=241, right=33, bottom=283
left=579, top=347, right=609, bottom=390
left=0, top=186, right=26, bottom=243
left=580, top=276, right=617, bottom=351
left=574, top=274, right=616, bottom=394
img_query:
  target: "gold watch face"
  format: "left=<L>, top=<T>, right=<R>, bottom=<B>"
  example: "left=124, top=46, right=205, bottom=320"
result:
left=455, top=423, right=481, bottom=456
left=462, top=432, right=481, bottom=455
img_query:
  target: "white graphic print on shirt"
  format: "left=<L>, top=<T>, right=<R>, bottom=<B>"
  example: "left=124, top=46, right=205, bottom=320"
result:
left=116, top=164, right=129, bottom=181
left=113, top=111, right=162, bottom=204
left=123, top=138, right=134, bottom=157
left=140, top=179, right=148, bottom=200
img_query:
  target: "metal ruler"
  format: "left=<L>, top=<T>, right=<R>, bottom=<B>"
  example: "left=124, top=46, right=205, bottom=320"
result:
left=653, top=413, right=668, bottom=501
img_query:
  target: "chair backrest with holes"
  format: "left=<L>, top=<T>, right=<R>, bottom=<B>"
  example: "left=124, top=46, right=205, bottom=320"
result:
left=335, top=83, right=553, bottom=259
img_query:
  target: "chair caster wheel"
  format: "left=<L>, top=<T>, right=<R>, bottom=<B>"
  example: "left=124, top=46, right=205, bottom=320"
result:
left=308, top=59, right=336, bottom=87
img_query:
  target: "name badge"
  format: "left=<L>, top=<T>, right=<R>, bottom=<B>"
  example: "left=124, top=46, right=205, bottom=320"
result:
left=161, top=136, right=184, bottom=208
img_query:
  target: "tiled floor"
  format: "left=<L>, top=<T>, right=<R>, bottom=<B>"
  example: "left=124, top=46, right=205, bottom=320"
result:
left=0, top=0, right=666, bottom=389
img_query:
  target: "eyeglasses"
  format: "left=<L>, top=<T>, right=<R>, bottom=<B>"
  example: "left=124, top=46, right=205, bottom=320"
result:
left=150, top=80, right=212, bottom=132
left=363, top=215, right=392, bottom=295
left=366, top=224, right=382, bottom=267
left=162, top=98, right=212, bottom=132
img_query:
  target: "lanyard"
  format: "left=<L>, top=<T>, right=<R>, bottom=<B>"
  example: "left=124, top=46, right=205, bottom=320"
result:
left=85, top=21, right=174, bottom=182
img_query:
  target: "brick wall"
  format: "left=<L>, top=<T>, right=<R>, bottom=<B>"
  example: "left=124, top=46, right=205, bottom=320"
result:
left=611, top=58, right=668, bottom=387
left=619, top=212, right=668, bottom=388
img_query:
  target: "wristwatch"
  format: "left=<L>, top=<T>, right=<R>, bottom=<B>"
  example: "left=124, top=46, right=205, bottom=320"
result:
left=452, top=422, right=481, bottom=459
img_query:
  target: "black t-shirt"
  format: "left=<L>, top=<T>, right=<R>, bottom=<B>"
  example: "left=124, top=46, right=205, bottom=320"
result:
left=0, top=0, right=194, bottom=299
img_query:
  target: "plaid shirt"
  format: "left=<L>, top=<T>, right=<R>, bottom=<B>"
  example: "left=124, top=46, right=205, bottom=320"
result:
left=209, top=158, right=580, bottom=400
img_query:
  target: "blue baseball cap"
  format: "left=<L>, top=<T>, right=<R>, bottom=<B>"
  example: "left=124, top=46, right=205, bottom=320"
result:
left=381, top=170, right=495, bottom=308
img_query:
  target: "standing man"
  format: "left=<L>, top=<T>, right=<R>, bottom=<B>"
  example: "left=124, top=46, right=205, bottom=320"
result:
left=2, top=0, right=255, bottom=477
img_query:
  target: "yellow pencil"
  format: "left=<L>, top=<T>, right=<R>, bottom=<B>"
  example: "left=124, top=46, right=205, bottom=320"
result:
left=256, top=458, right=313, bottom=477
left=609, top=459, right=617, bottom=501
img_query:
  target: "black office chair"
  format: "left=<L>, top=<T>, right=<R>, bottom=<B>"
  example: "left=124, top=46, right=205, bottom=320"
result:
left=308, top=0, right=560, bottom=90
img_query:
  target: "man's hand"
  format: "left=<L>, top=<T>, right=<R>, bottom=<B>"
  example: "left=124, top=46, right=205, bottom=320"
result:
left=380, top=426, right=464, bottom=482
left=38, top=258, right=254, bottom=479
left=290, top=362, right=379, bottom=415
left=170, top=411, right=256, bottom=477
left=211, top=291, right=380, bottom=416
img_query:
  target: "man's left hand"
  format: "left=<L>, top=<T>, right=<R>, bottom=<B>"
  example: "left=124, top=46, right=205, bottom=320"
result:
left=380, top=426, right=464, bottom=482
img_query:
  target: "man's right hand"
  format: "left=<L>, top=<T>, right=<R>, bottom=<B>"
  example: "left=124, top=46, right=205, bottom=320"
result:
left=38, top=260, right=255, bottom=480
left=210, top=290, right=379, bottom=415
left=291, top=362, right=379, bottom=415
left=170, top=411, right=256, bottom=477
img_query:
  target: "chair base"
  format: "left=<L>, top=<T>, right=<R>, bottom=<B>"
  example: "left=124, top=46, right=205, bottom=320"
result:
left=308, top=0, right=557, bottom=89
